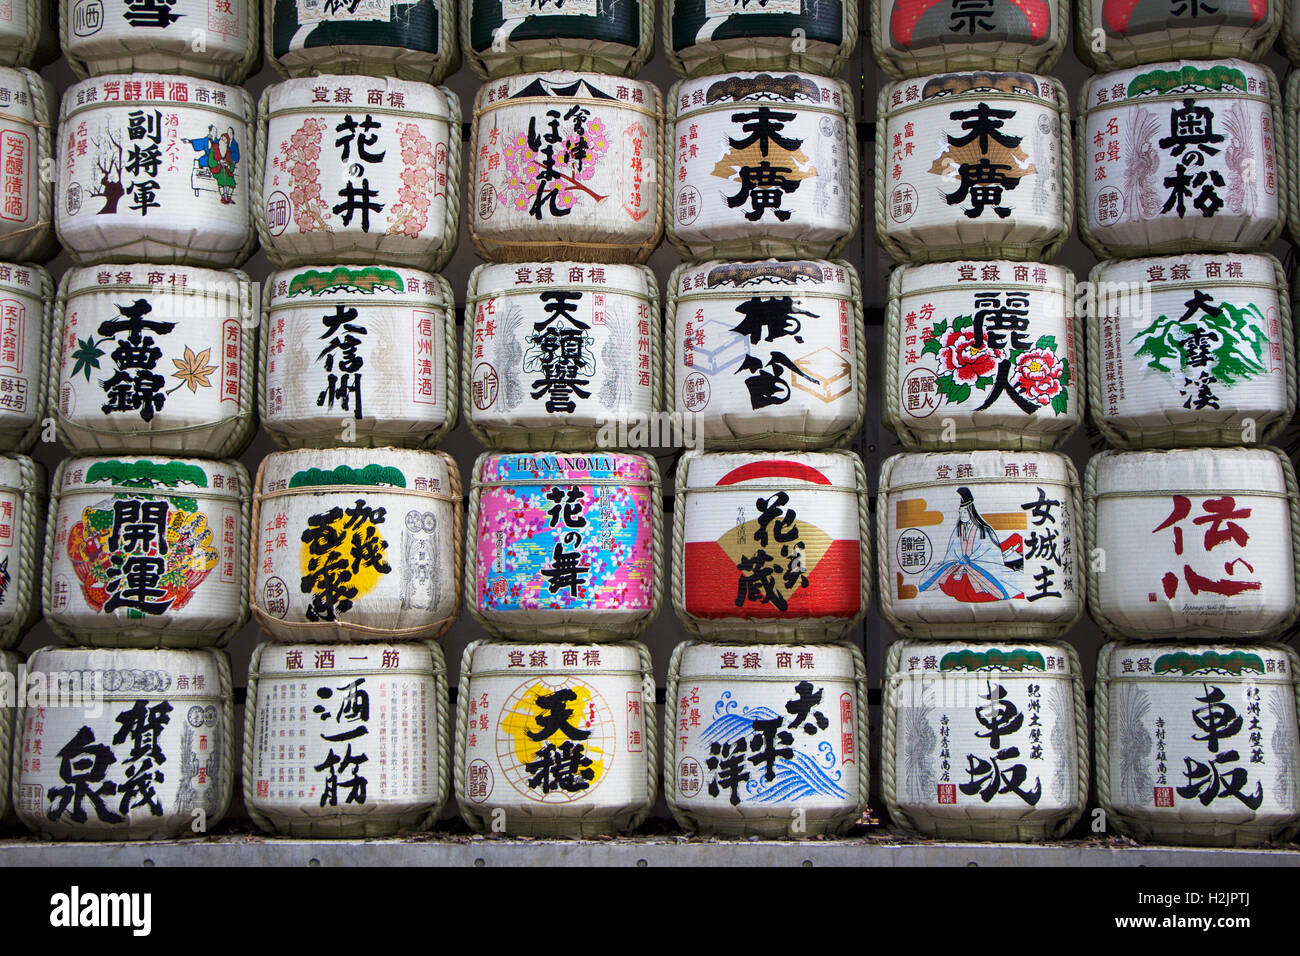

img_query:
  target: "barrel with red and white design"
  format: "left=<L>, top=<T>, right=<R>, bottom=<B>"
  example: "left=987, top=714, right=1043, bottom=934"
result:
left=0, top=263, right=50, bottom=453
left=1078, top=0, right=1281, bottom=71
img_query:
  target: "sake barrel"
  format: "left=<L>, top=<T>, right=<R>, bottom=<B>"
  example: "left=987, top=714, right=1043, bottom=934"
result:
left=464, top=0, right=652, bottom=78
left=61, top=0, right=259, bottom=82
left=1097, top=641, right=1300, bottom=846
left=877, top=71, right=1070, bottom=263
left=1080, top=61, right=1283, bottom=259
left=674, top=449, right=870, bottom=642
left=268, top=0, right=459, bottom=83
left=1086, top=447, right=1300, bottom=640
left=667, top=72, right=857, bottom=261
left=44, top=456, right=249, bottom=647
left=0, top=263, right=51, bottom=453
left=257, top=76, right=461, bottom=272
left=13, top=646, right=233, bottom=840
left=456, top=639, right=655, bottom=836
left=470, top=71, right=663, bottom=265
left=1086, top=254, right=1294, bottom=448
left=244, top=640, right=449, bottom=837
left=467, top=451, right=661, bottom=641
left=53, top=265, right=257, bottom=459
left=252, top=446, right=461, bottom=642
left=0, top=69, right=53, bottom=263
left=664, top=0, right=857, bottom=77
left=56, top=75, right=256, bottom=267
left=878, top=451, right=1083, bottom=639
left=666, top=640, right=868, bottom=837
left=0, top=649, right=18, bottom=820
left=883, top=639, right=1087, bottom=841
left=667, top=259, right=865, bottom=450
left=0, top=453, right=44, bottom=649
left=262, top=264, right=457, bottom=449
left=1077, top=0, right=1281, bottom=71
left=883, top=260, right=1080, bottom=449
left=871, top=0, right=1067, bottom=79
left=1286, top=0, right=1300, bottom=63
left=0, top=0, right=53, bottom=68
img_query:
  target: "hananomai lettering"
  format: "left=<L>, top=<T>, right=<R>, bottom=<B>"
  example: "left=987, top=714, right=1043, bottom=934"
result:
left=511, top=456, right=615, bottom=473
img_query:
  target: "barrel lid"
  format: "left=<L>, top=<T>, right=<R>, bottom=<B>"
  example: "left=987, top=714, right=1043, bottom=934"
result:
left=882, top=70, right=1063, bottom=114
left=681, top=450, right=858, bottom=492
left=882, top=450, right=1074, bottom=491
left=0, top=262, right=47, bottom=296
left=255, top=641, right=438, bottom=676
left=469, top=640, right=643, bottom=675
left=1091, top=447, right=1287, bottom=497
left=477, top=71, right=659, bottom=110
left=1091, top=253, right=1279, bottom=286
left=58, top=456, right=246, bottom=500
left=1103, top=643, right=1296, bottom=683
left=892, top=641, right=1075, bottom=677
left=674, top=71, right=849, bottom=113
left=260, top=447, right=452, bottom=494
left=267, top=264, right=442, bottom=302
left=895, top=260, right=1073, bottom=294
left=1083, top=60, right=1273, bottom=112
left=267, top=75, right=454, bottom=121
left=64, top=263, right=248, bottom=298
left=26, top=645, right=228, bottom=696
left=63, top=73, right=252, bottom=122
left=472, top=261, right=652, bottom=297
left=677, top=640, right=857, bottom=678
left=674, top=259, right=852, bottom=297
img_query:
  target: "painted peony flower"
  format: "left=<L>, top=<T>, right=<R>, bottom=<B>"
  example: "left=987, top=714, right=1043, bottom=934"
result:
left=1014, top=347, right=1064, bottom=405
left=937, top=328, right=999, bottom=384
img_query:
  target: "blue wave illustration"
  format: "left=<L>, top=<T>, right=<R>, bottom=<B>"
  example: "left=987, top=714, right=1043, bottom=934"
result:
left=700, top=706, right=782, bottom=743
left=746, top=748, right=848, bottom=803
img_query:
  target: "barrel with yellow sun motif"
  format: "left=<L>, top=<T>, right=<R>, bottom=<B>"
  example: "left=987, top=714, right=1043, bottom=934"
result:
left=43, top=455, right=249, bottom=647
left=455, top=639, right=656, bottom=836
left=251, top=446, right=462, bottom=642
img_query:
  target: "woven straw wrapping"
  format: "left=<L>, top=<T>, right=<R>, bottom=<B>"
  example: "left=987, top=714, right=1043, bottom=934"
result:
left=62, top=0, right=260, bottom=82
left=463, top=263, right=662, bottom=450
left=0, top=0, right=51, bottom=68
left=881, top=639, right=1089, bottom=841
left=464, top=0, right=653, bottom=78
left=464, top=450, right=663, bottom=642
left=672, top=449, right=871, bottom=643
left=1095, top=640, right=1300, bottom=846
left=876, top=451, right=1085, bottom=639
left=1285, top=0, right=1300, bottom=65
left=243, top=640, right=449, bottom=837
left=0, top=649, right=18, bottom=821
left=259, top=270, right=459, bottom=449
left=0, top=69, right=54, bottom=263
left=1085, top=255, right=1296, bottom=449
left=664, top=639, right=870, bottom=836
left=664, top=259, right=866, bottom=450
left=468, top=75, right=664, bottom=265
left=664, top=75, right=859, bottom=262
left=662, top=0, right=858, bottom=77
left=1079, top=62, right=1287, bottom=259
left=265, top=0, right=460, bottom=82
left=0, top=265, right=52, bottom=454
left=1076, top=0, right=1282, bottom=70
left=1286, top=71, right=1300, bottom=248
left=254, top=80, right=462, bottom=272
left=11, top=646, right=235, bottom=840
left=42, top=457, right=251, bottom=648
left=0, top=454, right=45, bottom=650
left=871, top=0, right=1067, bottom=79
left=880, top=263, right=1082, bottom=450
left=454, top=639, right=658, bottom=836
left=250, top=447, right=463, bottom=642
left=52, top=267, right=258, bottom=459
left=1085, top=446, right=1300, bottom=640
left=875, top=73, right=1073, bottom=264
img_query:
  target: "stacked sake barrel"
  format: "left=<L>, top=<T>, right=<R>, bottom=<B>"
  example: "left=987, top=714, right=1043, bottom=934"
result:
left=244, top=0, right=468, bottom=837
left=1076, top=4, right=1300, bottom=847
left=454, top=1, right=662, bottom=838
left=871, top=0, right=1090, bottom=842
left=658, top=3, right=869, bottom=839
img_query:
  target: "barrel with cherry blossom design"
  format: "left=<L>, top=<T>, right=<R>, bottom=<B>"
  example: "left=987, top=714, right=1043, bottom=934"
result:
left=53, top=264, right=257, bottom=458
left=0, top=0, right=54, bottom=68
left=56, top=74, right=256, bottom=266
left=664, top=0, right=857, bottom=77
left=665, top=639, right=869, bottom=837
left=13, top=646, right=233, bottom=840
left=43, top=455, right=249, bottom=647
left=1080, top=60, right=1283, bottom=259
left=877, top=451, right=1084, bottom=639
left=465, top=261, right=660, bottom=450
left=667, top=259, right=865, bottom=450
left=244, top=640, right=449, bottom=837
left=456, top=639, right=656, bottom=836
left=1086, top=447, right=1300, bottom=640
left=261, top=264, right=457, bottom=449
left=1085, top=253, right=1294, bottom=448
left=872, top=0, right=1066, bottom=78
left=465, top=0, right=652, bottom=78
left=0, top=453, right=44, bottom=650
left=0, top=263, right=52, bottom=453
left=251, top=446, right=462, bottom=643
left=1077, top=0, right=1281, bottom=71
left=883, top=639, right=1087, bottom=841
left=1096, top=640, right=1300, bottom=846
left=0, top=68, right=54, bottom=263
left=467, top=451, right=662, bottom=642
left=469, top=71, right=663, bottom=264
left=876, top=70, right=1071, bottom=263
left=256, top=75, right=461, bottom=272
left=62, top=0, right=259, bottom=82
left=883, top=260, right=1080, bottom=449
left=667, top=71, right=857, bottom=261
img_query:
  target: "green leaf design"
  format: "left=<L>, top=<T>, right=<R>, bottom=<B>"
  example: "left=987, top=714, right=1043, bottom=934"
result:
left=974, top=375, right=994, bottom=390
left=935, top=376, right=971, bottom=405
left=952, top=314, right=974, bottom=332
left=70, top=337, right=106, bottom=382
left=1035, top=334, right=1057, bottom=351
left=1050, top=389, right=1069, bottom=416
left=1130, top=298, right=1270, bottom=386
left=921, top=336, right=942, bottom=357
left=1059, top=357, right=1070, bottom=387
left=931, top=318, right=949, bottom=338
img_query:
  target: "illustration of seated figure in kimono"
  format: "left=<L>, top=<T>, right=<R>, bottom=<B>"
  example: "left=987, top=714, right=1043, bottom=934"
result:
left=920, top=486, right=1026, bottom=602
left=189, top=125, right=241, bottom=204
left=889, top=0, right=1051, bottom=48
left=1101, top=0, right=1266, bottom=35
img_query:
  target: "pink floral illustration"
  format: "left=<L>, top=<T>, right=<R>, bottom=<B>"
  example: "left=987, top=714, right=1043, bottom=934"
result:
left=1014, top=347, right=1065, bottom=405
left=276, top=117, right=332, bottom=234
left=938, top=328, right=1001, bottom=385
left=387, top=123, right=437, bottom=238
left=498, top=117, right=611, bottom=215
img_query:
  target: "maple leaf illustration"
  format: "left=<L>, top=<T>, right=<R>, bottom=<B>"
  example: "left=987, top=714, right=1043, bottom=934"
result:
left=171, top=346, right=218, bottom=393
left=70, top=337, right=106, bottom=382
